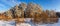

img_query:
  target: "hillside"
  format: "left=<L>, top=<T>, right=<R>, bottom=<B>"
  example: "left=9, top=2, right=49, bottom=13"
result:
left=0, top=3, right=58, bottom=24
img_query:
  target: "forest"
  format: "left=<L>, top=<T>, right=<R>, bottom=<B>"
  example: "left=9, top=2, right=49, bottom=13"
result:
left=0, top=3, right=59, bottom=24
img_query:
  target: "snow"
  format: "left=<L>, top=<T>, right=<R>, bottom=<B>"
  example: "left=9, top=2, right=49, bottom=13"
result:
left=24, top=18, right=32, bottom=22
left=0, top=18, right=60, bottom=26
left=17, top=18, right=60, bottom=26
left=0, top=20, right=15, bottom=26
left=47, top=18, right=60, bottom=26
left=16, top=23, right=31, bottom=26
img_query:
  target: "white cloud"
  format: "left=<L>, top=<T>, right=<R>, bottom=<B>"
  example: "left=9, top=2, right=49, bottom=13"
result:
left=0, top=0, right=21, bottom=7
left=0, top=0, right=21, bottom=13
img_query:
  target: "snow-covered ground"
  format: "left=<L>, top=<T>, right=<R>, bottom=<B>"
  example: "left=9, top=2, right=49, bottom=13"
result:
left=47, top=18, right=60, bottom=26
left=0, top=18, right=60, bottom=26
left=16, top=18, right=60, bottom=26
left=0, top=20, right=15, bottom=26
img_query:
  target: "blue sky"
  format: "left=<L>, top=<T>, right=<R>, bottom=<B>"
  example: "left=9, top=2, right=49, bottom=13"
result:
left=0, top=0, right=60, bottom=13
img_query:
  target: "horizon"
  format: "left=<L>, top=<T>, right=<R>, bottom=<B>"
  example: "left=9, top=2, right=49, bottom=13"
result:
left=0, top=0, right=60, bottom=13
